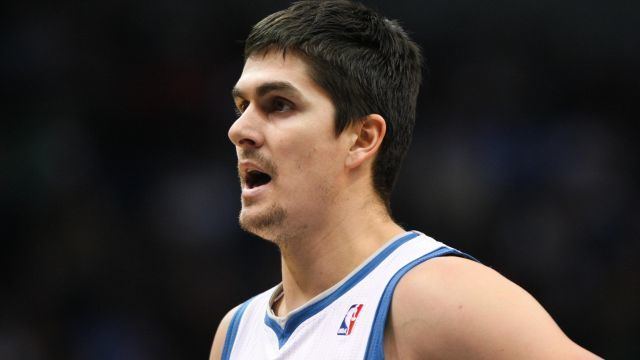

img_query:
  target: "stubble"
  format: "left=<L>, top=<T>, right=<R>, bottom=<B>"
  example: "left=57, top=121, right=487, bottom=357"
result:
left=239, top=202, right=287, bottom=240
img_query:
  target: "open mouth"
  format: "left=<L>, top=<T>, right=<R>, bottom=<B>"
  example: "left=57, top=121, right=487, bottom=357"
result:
left=245, top=169, right=272, bottom=189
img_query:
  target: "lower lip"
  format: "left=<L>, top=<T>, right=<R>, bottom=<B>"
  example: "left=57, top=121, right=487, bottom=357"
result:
left=241, top=181, right=272, bottom=199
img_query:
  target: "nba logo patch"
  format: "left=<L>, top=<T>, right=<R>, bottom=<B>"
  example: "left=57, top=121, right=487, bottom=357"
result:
left=337, top=304, right=364, bottom=335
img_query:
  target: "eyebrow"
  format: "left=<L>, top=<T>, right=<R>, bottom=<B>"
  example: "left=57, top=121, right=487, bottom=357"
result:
left=231, top=81, right=303, bottom=100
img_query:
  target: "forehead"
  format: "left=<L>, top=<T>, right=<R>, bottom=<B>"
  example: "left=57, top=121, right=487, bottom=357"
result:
left=234, top=51, right=326, bottom=99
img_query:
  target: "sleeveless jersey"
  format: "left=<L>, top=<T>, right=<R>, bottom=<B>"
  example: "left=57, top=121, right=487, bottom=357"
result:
left=221, top=231, right=474, bottom=360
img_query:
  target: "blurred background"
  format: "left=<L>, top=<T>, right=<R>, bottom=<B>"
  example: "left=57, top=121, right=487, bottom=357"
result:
left=2, top=0, right=638, bottom=358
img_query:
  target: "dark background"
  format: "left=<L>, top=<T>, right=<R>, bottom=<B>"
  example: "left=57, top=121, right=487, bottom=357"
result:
left=2, top=0, right=638, bottom=358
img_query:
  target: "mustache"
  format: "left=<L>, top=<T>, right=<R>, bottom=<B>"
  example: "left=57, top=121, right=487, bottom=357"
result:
left=237, top=148, right=278, bottom=177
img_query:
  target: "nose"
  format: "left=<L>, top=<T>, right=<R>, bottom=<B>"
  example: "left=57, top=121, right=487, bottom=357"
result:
left=228, top=107, right=264, bottom=148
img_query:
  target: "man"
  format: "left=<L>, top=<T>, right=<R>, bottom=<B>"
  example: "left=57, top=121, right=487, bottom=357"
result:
left=210, top=1, right=598, bottom=359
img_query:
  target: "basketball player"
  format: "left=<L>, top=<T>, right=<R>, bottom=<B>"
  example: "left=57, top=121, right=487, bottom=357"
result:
left=210, top=1, right=599, bottom=358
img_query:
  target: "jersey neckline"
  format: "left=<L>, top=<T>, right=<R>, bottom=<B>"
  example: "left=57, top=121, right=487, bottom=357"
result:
left=264, top=230, right=421, bottom=348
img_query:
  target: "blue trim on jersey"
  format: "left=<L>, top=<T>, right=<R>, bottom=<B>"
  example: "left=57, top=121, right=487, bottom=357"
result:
left=221, top=298, right=253, bottom=360
left=363, top=247, right=477, bottom=360
left=264, top=231, right=420, bottom=348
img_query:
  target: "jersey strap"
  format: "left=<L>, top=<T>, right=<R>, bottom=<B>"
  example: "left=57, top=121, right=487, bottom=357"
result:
left=363, top=247, right=477, bottom=360
left=221, top=297, right=254, bottom=360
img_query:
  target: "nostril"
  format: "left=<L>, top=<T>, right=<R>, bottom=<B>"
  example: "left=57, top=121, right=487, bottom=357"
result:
left=238, top=138, right=257, bottom=147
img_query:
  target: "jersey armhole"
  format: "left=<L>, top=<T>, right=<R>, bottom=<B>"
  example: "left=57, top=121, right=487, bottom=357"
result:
left=363, top=247, right=477, bottom=360
left=221, top=298, right=254, bottom=360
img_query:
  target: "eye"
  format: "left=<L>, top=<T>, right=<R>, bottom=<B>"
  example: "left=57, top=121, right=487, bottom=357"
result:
left=234, top=100, right=249, bottom=116
left=271, top=98, right=293, bottom=113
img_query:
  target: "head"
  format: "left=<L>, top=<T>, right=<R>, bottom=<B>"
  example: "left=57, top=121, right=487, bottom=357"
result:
left=229, top=0, right=423, bottom=241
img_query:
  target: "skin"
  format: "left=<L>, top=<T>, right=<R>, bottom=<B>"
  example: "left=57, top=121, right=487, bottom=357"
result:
left=383, top=257, right=600, bottom=359
left=210, top=50, right=600, bottom=359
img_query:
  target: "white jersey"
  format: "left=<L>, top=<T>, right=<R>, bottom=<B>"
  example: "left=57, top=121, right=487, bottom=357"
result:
left=221, top=231, right=474, bottom=360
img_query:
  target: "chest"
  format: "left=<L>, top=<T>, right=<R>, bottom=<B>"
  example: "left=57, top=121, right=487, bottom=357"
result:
left=236, top=288, right=383, bottom=359
left=223, top=232, right=460, bottom=360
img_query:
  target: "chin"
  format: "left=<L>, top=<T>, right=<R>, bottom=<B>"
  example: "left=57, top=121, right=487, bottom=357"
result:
left=238, top=203, right=287, bottom=240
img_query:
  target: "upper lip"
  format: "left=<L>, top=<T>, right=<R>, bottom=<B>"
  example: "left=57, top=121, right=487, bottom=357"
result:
left=239, top=161, right=269, bottom=176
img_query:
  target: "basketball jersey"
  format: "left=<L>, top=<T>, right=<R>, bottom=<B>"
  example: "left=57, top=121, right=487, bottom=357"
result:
left=221, top=231, right=475, bottom=360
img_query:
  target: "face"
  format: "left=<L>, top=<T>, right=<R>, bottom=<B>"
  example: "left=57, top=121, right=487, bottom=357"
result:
left=229, top=51, right=352, bottom=242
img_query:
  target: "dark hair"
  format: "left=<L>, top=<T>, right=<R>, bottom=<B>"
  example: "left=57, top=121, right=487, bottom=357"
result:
left=245, top=0, right=423, bottom=210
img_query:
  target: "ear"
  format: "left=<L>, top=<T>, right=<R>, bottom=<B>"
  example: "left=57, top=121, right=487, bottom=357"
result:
left=345, top=114, right=387, bottom=170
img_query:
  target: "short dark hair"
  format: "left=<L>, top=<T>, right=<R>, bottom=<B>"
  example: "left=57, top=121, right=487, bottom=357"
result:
left=245, top=0, right=423, bottom=210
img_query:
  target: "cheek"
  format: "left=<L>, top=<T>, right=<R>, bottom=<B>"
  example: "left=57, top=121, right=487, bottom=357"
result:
left=273, top=125, right=345, bottom=189
left=276, top=144, right=332, bottom=192
left=298, top=145, right=344, bottom=187
left=276, top=132, right=327, bottom=170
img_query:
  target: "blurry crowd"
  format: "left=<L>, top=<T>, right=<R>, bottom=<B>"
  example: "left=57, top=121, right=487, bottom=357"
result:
left=2, top=0, right=638, bottom=358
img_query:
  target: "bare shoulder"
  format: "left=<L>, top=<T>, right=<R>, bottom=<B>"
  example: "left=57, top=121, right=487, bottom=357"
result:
left=209, top=305, right=241, bottom=360
left=385, top=256, right=600, bottom=359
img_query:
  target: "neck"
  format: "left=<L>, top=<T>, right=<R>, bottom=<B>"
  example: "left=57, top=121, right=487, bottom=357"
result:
left=273, top=201, right=405, bottom=316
